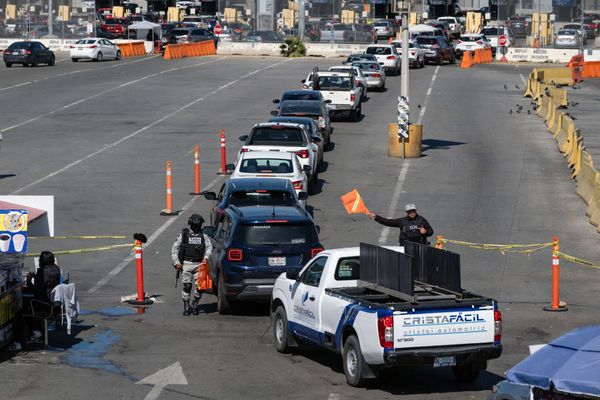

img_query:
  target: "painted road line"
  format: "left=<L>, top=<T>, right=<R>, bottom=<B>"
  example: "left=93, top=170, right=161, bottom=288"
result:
left=378, top=65, right=438, bottom=245
left=1, top=57, right=224, bottom=135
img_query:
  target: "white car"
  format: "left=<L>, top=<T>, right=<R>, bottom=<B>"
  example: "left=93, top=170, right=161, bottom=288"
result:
left=238, top=122, right=320, bottom=194
left=328, top=65, right=368, bottom=101
left=437, top=16, right=462, bottom=39
left=229, top=151, right=309, bottom=205
left=70, top=38, right=121, bottom=62
left=455, top=33, right=492, bottom=58
left=365, top=44, right=401, bottom=76
left=479, top=26, right=514, bottom=48
left=390, top=40, right=425, bottom=68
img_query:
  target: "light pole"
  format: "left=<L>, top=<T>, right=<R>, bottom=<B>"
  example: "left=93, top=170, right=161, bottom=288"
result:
left=299, top=0, right=305, bottom=40
left=580, top=0, right=584, bottom=53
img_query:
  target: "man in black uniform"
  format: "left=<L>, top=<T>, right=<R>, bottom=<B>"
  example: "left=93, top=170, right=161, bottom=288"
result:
left=171, top=214, right=213, bottom=316
left=368, top=203, right=434, bottom=245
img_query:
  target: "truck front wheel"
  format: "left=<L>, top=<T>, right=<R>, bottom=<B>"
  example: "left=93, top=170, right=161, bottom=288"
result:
left=273, top=306, right=293, bottom=353
left=343, top=335, right=368, bottom=387
left=452, top=362, right=481, bottom=382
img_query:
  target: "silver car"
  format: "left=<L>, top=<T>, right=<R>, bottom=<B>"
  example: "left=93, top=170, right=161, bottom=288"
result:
left=351, top=61, right=386, bottom=91
left=486, top=380, right=530, bottom=400
left=555, top=29, right=583, bottom=48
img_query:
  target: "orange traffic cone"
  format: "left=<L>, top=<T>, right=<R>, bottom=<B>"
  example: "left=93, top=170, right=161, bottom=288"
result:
left=460, top=50, right=473, bottom=69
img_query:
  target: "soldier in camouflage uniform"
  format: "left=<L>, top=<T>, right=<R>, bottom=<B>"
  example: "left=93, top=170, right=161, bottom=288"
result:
left=171, top=214, right=213, bottom=315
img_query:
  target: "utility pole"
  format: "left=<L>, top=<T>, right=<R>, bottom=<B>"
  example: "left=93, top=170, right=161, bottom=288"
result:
left=401, top=11, right=409, bottom=100
left=299, top=0, right=305, bottom=40
left=580, top=0, right=584, bottom=53
left=48, top=0, right=54, bottom=36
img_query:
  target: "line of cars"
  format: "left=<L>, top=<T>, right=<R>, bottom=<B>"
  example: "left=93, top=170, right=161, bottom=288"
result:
left=197, top=42, right=415, bottom=315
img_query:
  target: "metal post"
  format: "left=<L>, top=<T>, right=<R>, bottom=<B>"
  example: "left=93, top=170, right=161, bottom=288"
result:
left=580, top=0, right=584, bottom=53
left=299, top=0, right=305, bottom=40
left=538, top=0, right=541, bottom=45
left=401, top=12, right=409, bottom=160
left=48, top=0, right=53, bottom=36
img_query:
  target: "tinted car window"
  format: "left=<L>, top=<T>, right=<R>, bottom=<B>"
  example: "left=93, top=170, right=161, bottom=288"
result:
left=236, top=223, right=316, bottom=245
left=366, top=46, right=392, bottom=55
left=335, top=257, right=360, bottom=280
left=416, top=37, right=438, bottom=45
left=333, top=24, right=351, bottom=30
left=239, top=158, right=294, bottom=173
left=8, top=42, right=32, bottom=50
left=317, top=75, right=353, bottom=91
left=301, top=257, right=328, bottom=287
left=353, top=62, right=381, bottom=71
left=558, top=30, right=577, bottom=35
left=228, top=190, right=295, bottom=207
left=280, top=101, right=322, bottom=115
left=172, top=29, right=191, bottom=35
left=249, top=127, right=305, bottom=146
left=480, top=28, right=499, bottom=36
left=281, top=92, right=321, bottom=102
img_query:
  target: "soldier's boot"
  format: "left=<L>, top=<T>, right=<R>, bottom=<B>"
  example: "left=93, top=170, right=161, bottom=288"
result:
left=191, top=295, right=201, bottom=315
left=182, top=299, right=192, bottom=316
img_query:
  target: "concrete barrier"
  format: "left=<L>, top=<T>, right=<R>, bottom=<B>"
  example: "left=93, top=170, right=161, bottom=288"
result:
left=576, top=153, right=598, bottom=205
left=164, top=40, right=216, bottom=59
left=498, top=47, right=600, bottom=63
left=216, top=41, right=371, bottom=58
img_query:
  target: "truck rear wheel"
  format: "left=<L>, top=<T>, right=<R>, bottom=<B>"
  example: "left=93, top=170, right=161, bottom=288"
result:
left=452, top=362, right=481, bottom=382
left=273, top=306, right=293, bottom=353
left=343, top=335, right=368, bottom=387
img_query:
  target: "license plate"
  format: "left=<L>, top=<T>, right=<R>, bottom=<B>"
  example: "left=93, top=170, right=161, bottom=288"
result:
left=268, top=257, right=286, bottom=266
left=433, top=356, right=456, bottom=367
left=329, top=104, right=336, bottom=110
left=12, top=51, right=19, bottom=55
left=77, top=47, right=83, bottom=50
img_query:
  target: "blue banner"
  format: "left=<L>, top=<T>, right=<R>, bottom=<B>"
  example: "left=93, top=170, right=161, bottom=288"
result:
left=553, top=0, right=572, bottom=6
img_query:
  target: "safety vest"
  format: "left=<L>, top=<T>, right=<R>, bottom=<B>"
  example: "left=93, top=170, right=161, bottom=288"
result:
left=179, top=229, right=206, bottom=263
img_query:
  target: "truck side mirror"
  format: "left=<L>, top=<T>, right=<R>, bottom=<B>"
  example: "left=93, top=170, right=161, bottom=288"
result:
left=239, top=135, right=248, bottom=141
left=225, top=163, right=235, bottom=171
left=202, top=226, right=215, bottom=237
left=273, top=98, right=280, bottom=103
left=286, top=269, right=300, bottom=280
left=303, top=165, right=311, bottom=173
left=270, top=110, right=278, bottom=116
left=298, top=192, right=308, bottom=200
left=301, top=79, right=306, bottom=83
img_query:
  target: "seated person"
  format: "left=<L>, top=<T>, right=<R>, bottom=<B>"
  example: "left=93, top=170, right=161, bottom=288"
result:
left=26, top=251, right=61, bottom=302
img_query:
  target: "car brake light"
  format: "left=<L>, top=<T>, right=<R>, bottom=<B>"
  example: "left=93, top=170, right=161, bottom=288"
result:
left=457, top=39, right=462, bottom=43
left=357, top=81, right=363, bottom=87
left=227, top=248, right=243, bottom=262
left=265, top=219, right=289, bottom=223
left=386, top=55, right=395, bottom=60
left=295, top=149, right=309, bottom=158
left=69, top=45, right=75, bottom=49
left=494, top=309, right=502, bottom=342
left=432, top=44, right=440, bottom=48
left=372, top=73, right=381, bottom=78
left=410, top=51, right=416, bottom=56
left=22, top=50, right=32, bottom=55
left=476, top=40, right=484, bottom=45
left=240, top=148, right=249, bottom=152
left=350, top=93, right=356, bottom=102
left=318, top=116, right=326, bottom=128
left=377, top=315, right=394, bottom=349
left=293, top=112, right=306, bottom=116
left=311, top=247, right=324, bottom=257
left=292, top=180, right=303, bottom=190
left=89, top=45, right=97, bottom=49
left=2, top=49, right=9, bottom=54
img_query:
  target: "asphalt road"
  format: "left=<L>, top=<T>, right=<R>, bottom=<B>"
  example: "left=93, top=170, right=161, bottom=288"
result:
left=0, top=54, right=599, bottom=400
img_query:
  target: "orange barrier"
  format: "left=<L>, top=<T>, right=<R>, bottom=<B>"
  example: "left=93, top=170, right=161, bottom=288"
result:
left=460, top=50, right=473, bottom=68
left=164, top=40, right=217, bottom=60
left=582, top=61, right=600, bottom=78
left=116, top=41, right=147, bottom=57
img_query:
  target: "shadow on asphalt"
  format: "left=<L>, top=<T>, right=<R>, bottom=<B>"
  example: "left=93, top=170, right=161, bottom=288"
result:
left=286, top=345, right=504, bottom=394
left=421, top=139, right=465, bottom=153
left=0, top=174, right=16, bottom=180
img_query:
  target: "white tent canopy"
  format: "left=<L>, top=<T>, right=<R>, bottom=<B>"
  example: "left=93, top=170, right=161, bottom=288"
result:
left=127, top=20, right=162, bottom=40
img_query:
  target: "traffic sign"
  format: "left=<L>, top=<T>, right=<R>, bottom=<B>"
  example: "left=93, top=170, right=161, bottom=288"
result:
left=498, top=35, right=508, bottom=47
left=214, top=23, right=222, bottom=35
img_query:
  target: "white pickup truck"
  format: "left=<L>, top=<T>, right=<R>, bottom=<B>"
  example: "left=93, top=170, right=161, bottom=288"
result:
left=309, top=70, right=362, bottom=122
left=271, top=243, right=503, bottom=387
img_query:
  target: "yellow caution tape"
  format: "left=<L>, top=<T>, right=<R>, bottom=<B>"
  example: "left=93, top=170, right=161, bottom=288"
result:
left=556, top=251, right=600, bottom=270
left=441, top=238, right=553, bottom=255
left=26, top=243, right=133, bottom=258
left=29, top=235, right=128, bottom=240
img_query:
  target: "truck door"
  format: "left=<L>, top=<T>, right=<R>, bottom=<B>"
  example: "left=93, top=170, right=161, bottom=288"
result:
left=291, top=255, right=327, bottom=344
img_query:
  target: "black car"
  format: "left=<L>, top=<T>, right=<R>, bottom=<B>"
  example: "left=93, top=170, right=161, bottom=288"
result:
left=507, top=16, right=528, bottom=38
left=416, top=36, right=455, bottom=65
left=202, top=178, right=306, bottom=227
left=3, top=41, right=55, bottom=68
left=270, top=100, right=332, bottom=150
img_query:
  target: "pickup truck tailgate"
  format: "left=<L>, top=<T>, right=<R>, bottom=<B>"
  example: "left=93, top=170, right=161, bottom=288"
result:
left=393, top=307, right=495, bottom=349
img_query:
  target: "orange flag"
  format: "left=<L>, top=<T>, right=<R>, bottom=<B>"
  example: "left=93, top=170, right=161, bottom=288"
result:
left=340, top=189, right=370, bottom=215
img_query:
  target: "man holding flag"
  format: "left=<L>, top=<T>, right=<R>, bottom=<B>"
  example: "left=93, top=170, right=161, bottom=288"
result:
left=367, top=203, right=434, bottom=245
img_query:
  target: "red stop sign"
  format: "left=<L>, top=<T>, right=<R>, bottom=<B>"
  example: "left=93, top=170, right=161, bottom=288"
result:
left=498, top=34, right=508, bottom=47
left=214, top=23, right=222, bottom=35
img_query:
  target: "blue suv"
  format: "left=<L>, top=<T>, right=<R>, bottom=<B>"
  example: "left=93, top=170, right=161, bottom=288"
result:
left=205, top=205, right=323, bottom=314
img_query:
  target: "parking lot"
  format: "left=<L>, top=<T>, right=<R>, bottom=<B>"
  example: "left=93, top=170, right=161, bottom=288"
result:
left=0, top=54, right=599, bottom=399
